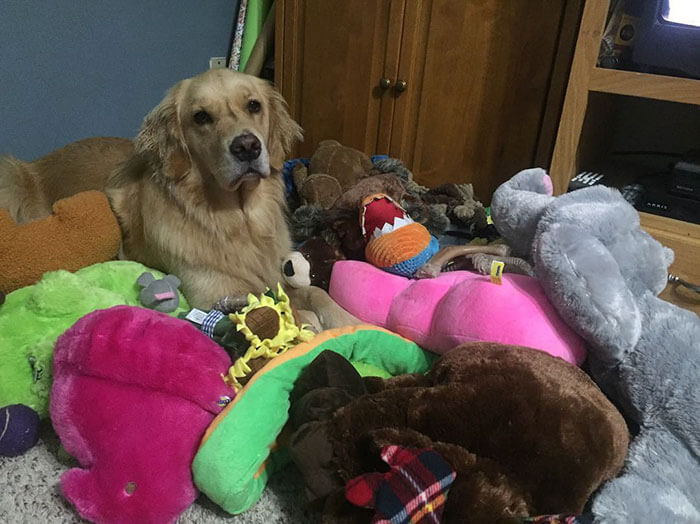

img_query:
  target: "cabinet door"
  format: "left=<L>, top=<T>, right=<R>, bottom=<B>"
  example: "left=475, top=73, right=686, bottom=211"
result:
left=390, top=0, right=570, bottom=199
left=277, top=0, right=405, bottom=158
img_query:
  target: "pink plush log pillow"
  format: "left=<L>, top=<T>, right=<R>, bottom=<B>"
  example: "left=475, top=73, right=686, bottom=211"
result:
left=50, top=306, right=235, bottom=524
left=329, top=260, right=586, bottom=365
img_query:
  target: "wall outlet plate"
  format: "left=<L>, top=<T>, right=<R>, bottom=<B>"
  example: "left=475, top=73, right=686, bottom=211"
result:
left=209, top=57, right=226, bottom=69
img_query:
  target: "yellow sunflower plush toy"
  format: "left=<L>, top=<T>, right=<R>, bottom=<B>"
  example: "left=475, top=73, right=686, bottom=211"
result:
left=223, top=284, right=314, bottom=391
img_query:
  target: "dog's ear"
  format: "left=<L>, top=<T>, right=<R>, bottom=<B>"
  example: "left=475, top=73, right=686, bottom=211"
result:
left=265, top=83, right=303, bottom=171
left=135, top=80, right=191, bottom=179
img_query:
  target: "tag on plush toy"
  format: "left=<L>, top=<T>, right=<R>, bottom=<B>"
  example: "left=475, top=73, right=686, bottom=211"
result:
left=185, top=308, right=208, bottom=325
left=490, top=260, right=504, bottom=285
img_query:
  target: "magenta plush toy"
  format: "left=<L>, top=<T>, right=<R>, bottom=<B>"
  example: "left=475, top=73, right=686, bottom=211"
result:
left=51, top=306, right=235, bottom=524
left=329, top=260, right=585, bottom=365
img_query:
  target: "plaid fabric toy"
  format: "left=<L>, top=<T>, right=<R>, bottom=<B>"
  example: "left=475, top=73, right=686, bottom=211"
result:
left=345, top=445, right=456, bottom=524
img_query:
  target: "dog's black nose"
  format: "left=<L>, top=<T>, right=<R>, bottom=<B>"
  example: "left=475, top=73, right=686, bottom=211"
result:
left=230, top=133, right=261, bottom=162
left=283, top=260, right=295, bottom=277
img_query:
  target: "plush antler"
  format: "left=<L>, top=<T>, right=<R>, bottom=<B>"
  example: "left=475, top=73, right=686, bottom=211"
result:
left=415, top=244, right=510, bottom=279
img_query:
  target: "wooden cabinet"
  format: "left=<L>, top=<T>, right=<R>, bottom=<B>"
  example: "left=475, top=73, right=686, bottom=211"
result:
left=276, top=0, right=583, bottom=200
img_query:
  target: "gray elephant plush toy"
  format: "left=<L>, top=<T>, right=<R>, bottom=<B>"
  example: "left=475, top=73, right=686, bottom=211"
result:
left=491, top=168, right=700, bottom=523
left=137, top=272, right=181, bottom=313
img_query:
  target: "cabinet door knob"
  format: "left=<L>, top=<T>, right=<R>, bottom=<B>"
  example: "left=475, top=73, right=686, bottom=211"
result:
left=379, top=78, right=392, bottom=89
left=395, top=79, right=408, bottom=92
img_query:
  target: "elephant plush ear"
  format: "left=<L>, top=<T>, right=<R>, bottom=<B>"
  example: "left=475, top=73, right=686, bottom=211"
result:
left=534, top=223, right=641, bottom=368
left=490, top=168, right=555, bottom=258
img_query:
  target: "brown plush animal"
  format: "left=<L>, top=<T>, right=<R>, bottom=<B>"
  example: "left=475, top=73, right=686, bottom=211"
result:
left=282, top=237, right=344, bottom=291
left=288, top=344, right=629, bottom=523
left=0, top=191, right=121, bottom=292
left=294, top=140, right=374, bottom=209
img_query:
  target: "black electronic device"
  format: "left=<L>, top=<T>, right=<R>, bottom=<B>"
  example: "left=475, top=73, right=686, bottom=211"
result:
left=636, top=170, right=700, bottom=224
left=669, top=152, right=700, bottom=200
left=571, top=159, right=700, bottom=225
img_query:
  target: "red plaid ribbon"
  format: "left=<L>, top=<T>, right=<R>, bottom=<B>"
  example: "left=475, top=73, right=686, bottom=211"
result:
left=346, top=445, right=456, bottom=524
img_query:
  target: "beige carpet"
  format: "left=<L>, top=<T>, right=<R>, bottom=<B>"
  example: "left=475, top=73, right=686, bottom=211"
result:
left=0, top=421, right=318, bottom=523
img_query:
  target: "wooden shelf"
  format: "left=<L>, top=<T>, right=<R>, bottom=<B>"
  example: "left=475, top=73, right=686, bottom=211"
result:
left=640, top=211, right=700, bottom=240
left=550, top=0, right=700, bottom=313
left=589, top=67, right=700, bottom=105
left=640, top=212, right=700, bottom=315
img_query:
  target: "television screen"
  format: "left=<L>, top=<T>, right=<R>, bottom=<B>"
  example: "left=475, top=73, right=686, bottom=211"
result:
left=632, top=0, right=700, bottom=79
left=661, top=0, right=700, bottom=28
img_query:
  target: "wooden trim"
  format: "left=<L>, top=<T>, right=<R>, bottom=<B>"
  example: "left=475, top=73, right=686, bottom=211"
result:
left=375, top=0, right=406, bottom=155
left=640, top=212, right=700, bottom=315
left=549, top=0, right=611, bottom=194
left=275, top=0, right=305, bottom=157
left=274, top=0, right=285, bottom=88
left=589, top=68, right=700, bottom=105
left=640, top=212, right=700, bottom=240
left=387, top=0, right=431, bottom=162
left=535, top=0, right=585, bottom=168
left=361, top=0, right=399, bottom=155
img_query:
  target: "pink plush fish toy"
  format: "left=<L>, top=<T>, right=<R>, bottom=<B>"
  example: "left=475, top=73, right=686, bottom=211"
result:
left=51, top=306, right=234, bottom=524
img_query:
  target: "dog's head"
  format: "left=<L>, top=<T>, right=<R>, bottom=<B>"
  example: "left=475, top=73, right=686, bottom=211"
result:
left=135, top=69, right=302, bottom=191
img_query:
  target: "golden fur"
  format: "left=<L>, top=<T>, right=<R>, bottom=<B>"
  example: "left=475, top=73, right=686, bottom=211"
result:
left=107, top=70, right=301, bottom=307
left=0, top=137, right=133, bottom=223
left=0, top=70, right=359, bottom=325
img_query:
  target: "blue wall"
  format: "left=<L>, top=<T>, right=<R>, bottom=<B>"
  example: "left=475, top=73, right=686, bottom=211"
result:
left=0, top=1, right=234, bottom=160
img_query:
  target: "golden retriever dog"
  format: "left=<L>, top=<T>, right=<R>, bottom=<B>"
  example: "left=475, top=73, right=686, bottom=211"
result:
left=0, top=69, right=358, bottom=328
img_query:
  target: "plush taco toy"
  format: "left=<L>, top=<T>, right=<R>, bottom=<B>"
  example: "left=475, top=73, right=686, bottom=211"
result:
left=192, top=326, right=435, bottom=515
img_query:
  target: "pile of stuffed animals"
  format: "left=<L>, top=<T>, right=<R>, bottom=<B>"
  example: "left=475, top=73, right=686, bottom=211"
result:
left=1, top=146, right=698, bottom=524
left=286, top=139, right=496, bottom=259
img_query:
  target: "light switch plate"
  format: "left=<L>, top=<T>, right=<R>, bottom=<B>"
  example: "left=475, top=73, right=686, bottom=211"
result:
left=209, top=57, right=226, bottom=69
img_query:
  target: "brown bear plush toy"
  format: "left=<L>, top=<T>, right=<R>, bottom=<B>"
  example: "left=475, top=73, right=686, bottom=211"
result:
left=288, top=344, right=629, bottom=523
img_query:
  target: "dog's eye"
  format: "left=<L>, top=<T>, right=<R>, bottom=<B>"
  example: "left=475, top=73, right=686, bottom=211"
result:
left=193, top=110, right=213, bottom=125
left=247, top=99, right=261, bottom=114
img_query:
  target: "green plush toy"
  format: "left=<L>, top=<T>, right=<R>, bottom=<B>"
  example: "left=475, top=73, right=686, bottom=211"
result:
left=193, top=325, right=434, bottom=514
left=0, top=261, right=189, bottom=418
